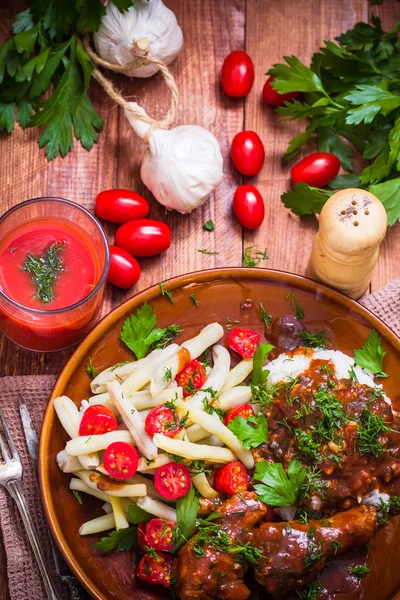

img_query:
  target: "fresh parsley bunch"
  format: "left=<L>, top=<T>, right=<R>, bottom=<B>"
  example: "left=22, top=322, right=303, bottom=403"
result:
left=0, top=0, right=133, bottom=160
left=269, top=17, right=400, bottom=224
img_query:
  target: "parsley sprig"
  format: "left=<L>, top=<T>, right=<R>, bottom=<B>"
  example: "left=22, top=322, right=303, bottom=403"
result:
left=120, top=303, right=182, bottom=359
left=22, top=241, right=65, bottom=304
left=354, top=330, right=388, bottom=378
left=271, top=17, right=400, bottom=224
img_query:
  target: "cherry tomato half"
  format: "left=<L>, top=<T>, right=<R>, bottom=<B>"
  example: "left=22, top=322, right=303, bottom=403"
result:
left=107, top=246, right=141, bottom=289
left=137, top=552, right=173, bottom=588
left=154, top=462, right=191, bottom=500
left=228, top=328, right=261, bottom=358
left=115, top=219, right=171, bottom=257
left=104, top=441, right=138, bottom=480
left=231, top=131, right=265, bottom=177
left=145, top=405, right=183, bottom=438
left=233, top=185, right=265, bottom=230
left=262, top=76, right=300, bottom=106
left=79, top=405, right=118, bottom=436
left=175, top=359, right=207, bottom=397
left=221, top=50, right=255, bottom=98
left=137, top=519, right=176, bottom=553
left=291, top=152, right=340, bottom=187
left=223, top=403, right=255, bottom=426
left=214, top=461, right=250, bottom=495
left=95, top=189, right=149, bottom=224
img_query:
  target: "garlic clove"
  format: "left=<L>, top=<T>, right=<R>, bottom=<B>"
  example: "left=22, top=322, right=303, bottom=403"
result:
left=124, top=103, right=223, bottom=214
left=94, top=0, right=183, bottom=78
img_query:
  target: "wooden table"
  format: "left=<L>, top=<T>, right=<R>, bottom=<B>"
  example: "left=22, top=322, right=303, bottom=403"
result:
left=0, top=0, right=399, bottom=597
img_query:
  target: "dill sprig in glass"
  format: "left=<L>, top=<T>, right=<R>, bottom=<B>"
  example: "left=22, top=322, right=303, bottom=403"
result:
left=22, top=241, right=65, bottom=304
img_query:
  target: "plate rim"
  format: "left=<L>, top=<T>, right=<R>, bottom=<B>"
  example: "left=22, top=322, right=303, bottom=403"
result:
left=38, top=267, right=400, bottom=600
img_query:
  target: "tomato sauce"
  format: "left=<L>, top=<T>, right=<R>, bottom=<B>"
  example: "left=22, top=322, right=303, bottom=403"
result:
left=0, top=218, right=106, bottom=352
left=0, top=220, right=100, bottom=310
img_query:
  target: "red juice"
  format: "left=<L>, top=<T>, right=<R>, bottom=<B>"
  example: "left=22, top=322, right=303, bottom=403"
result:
left=0, top=220, right=101, bottom=310
left=0, top=199, right=109, bottom=352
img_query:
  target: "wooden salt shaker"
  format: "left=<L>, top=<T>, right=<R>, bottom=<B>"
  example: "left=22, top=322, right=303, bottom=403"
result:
left=306, top=188, right=387, bottom=299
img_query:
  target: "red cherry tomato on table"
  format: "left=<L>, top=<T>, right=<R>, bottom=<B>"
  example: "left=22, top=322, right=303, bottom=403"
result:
left=145, top=405, right=184, bottom=438
left=95, top=189, right=149, bottom=224
left=154, top=462, right=191, bottom=500
left=79, top=405, right=118, bottom=436
left=175, top=359, right=207, bottom=397
left=221, top=50, right=255, bottom=98
left=107, top=246, right=140, bottom=289
left=223, top=403, right=255, bottom=426
left=214, top=461, right=250, bottom=495
left=104, top=441, right=138, bottom=480
left=291, top=152, right=340, bottom=187
left=228, top=328, right=261, bottom=358
left=233, top=185, right=265, bottom=230
left=137, top=552, right=173, bottom=588
left=262, top=76, right=300, bottom=106
left=231, top=131, right=265, bottom=176
left=115, top=219, right=171, bottom=257
left=137, top=519, right=176, bottom=553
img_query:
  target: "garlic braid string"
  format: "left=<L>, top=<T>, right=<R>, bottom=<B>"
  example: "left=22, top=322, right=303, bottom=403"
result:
left=82, top=34, right=179, bottom=136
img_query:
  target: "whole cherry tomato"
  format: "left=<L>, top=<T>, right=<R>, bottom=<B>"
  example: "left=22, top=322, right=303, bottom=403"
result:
left=233, top=185, right=265, bottom=230
left=175, top=359, right=207, bottom=397
left=104, top=441, right=138, bottom=480
left=214, top=461, right=250, bottom=495
left=95, top=189, right=149, bottom=223
left=154, top=462, right=191, bottom=500
left=223, top=403, right=255, bottom=426
left=79, top=405, right=118, bottom=436
left=137, top=552, right=173, bottom=588
left=221, top=50, right=255, bottom=98
left=145, top=405, right=184, bottom=438
left=231, top=131, right=265, bottom=176
left=115, top=219, right=171, bottom=257
left=137, top=519, right=176, bottom=553
left=291, top=152, right=340, bottom=187
left=228, top=327, right=261, bottom=358
left=107, top=246, right=140, bottom=289
left=262, top=76, right=300, bottom=106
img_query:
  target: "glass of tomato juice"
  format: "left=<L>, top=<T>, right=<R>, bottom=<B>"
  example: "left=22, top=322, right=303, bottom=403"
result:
left=0, top=198, right=110, bottom=352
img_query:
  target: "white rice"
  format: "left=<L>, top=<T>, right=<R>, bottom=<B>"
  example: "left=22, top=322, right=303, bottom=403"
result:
left=265, top=348, right=379, bottom=390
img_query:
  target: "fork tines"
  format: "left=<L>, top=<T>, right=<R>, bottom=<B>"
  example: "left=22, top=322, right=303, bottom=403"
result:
left=0, top=409, right=20, bottom=463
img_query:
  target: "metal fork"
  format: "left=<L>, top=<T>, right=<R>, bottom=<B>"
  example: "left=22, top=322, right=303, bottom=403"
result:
left=0, top=409, right=63, bottom=600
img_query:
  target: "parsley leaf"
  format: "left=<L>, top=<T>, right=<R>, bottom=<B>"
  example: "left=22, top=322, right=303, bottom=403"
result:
left=354, top=330, right=388, bottom=378
left=72, top=489, right=82, bottom=504
left=281, top=183, right=332, bottom=216
left=285, top=290, right=305, bottom=320
left=251, top=343, right=274, bottom=385
left=203, top=220, right=215, bottom=232
left=259, top=302, right=272, bottom=328
left=120, top=303, right=181, bottom=359
left=298, top=329, right=331, bottom=349
left=127, top=504, right=152, bottom=525
left=254, top=459, right=307, bottom=506
left=228, top=413, right=268, bottom=449
left=93, top=527, right=137, bottom=553
left=159, top=282, right=175, bottom=305
left=171, top=485, right=198, bottom=553
left=85, top=357, right=98, bottom=378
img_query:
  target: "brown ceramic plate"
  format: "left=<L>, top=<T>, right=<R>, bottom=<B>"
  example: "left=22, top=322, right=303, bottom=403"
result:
left=39, top=268, right=400, bottom=600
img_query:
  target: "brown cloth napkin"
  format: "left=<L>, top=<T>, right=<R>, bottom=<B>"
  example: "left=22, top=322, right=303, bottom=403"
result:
left=0, top=279, right=399, bottom=600
left=360, top=277, right=400, bottom=338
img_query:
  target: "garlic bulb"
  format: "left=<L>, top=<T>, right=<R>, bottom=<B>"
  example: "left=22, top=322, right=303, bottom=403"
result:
left=125, top=103, right=223, bottom=214
left=94, top=0, right=183, bottom=78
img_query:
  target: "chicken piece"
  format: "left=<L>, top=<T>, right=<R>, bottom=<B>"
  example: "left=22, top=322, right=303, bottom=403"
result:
left=253, top=505, right=377, bottom=598
left=174, top=492, right=266, bottom=600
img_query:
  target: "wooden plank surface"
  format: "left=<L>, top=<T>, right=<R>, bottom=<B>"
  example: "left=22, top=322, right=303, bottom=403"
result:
left=0, top=0, right=399, bottom=597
